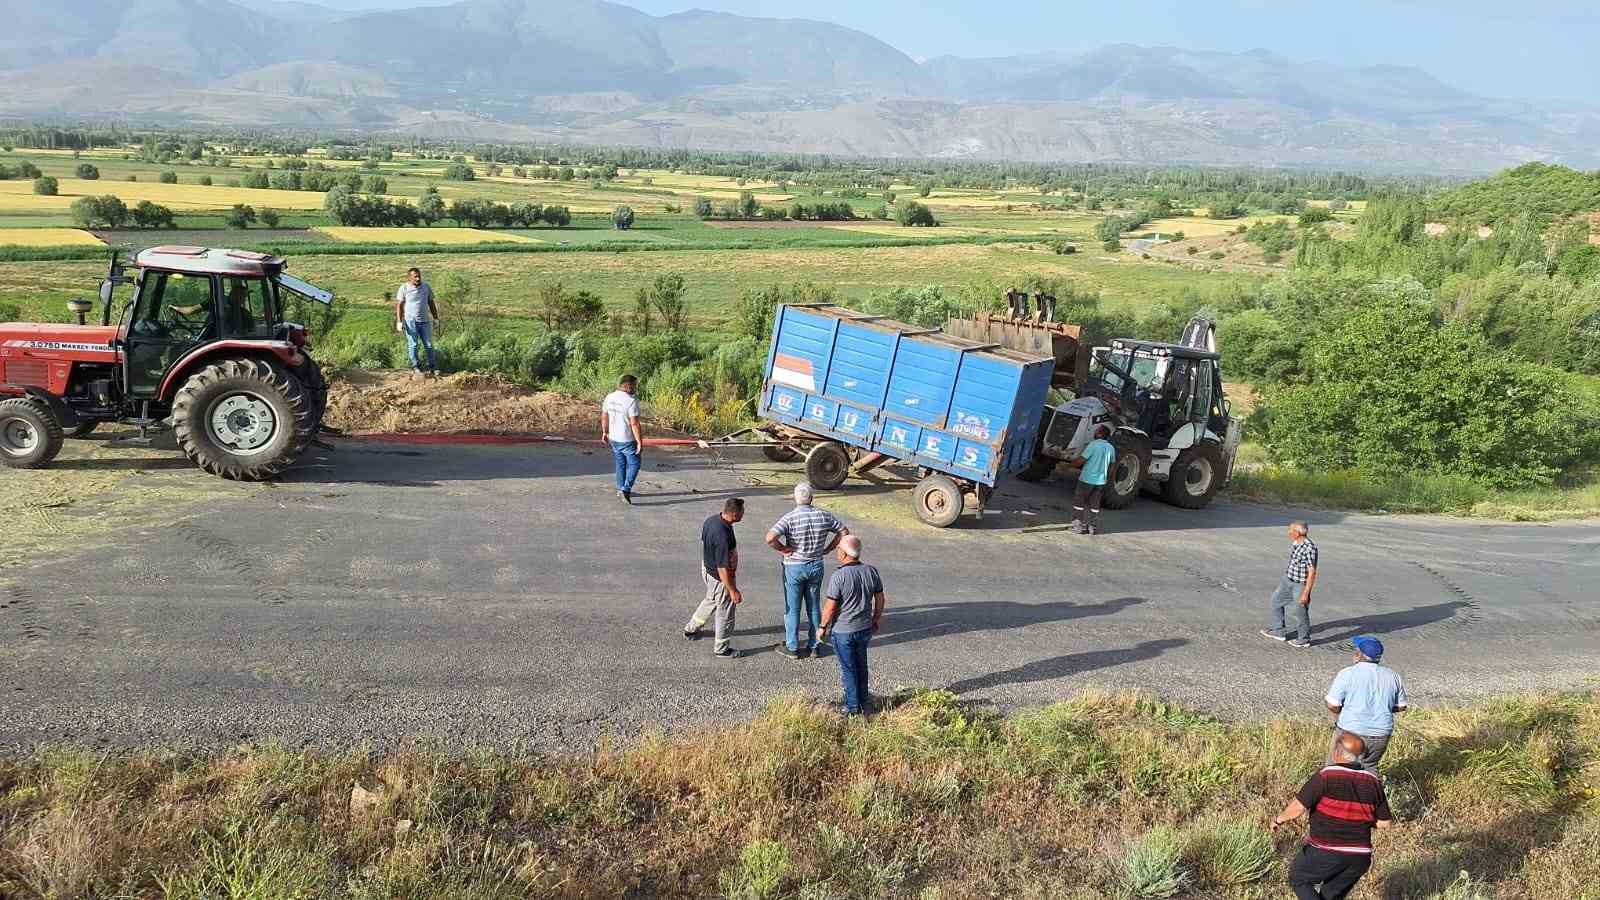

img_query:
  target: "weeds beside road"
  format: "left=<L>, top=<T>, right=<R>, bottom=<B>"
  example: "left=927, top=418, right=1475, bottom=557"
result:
left=3, top=689, right=1595, bottom=899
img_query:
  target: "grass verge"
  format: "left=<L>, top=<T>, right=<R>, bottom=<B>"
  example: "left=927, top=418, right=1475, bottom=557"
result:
left=1231, top=464, right=1600, bottom=521
left=2, top=689, right=1596, bottom=899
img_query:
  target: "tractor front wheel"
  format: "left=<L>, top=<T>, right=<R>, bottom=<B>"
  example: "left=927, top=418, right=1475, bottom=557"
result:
left=1102, top=435, right=1151, bottom=510
left=1014, top=455, right=1056, bottom=482
left=172, top=358, right=317, bottom=480
left=0, top=398, right=64, bottom=469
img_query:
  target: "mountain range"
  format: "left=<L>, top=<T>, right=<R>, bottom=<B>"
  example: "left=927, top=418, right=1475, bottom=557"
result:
left=2, top=0, right=1597, bottom=172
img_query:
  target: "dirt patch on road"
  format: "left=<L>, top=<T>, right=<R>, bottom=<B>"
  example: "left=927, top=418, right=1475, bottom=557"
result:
left=324, top=370, right=610, bottom=436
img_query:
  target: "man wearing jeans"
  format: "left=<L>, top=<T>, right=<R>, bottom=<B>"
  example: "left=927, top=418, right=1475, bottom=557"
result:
left=601, top=374, right=643, bottom=503
left=393, top=267, right=440, bottom=377
left=818, top=535, right=885, bottom=716
left=684, top=497, right=744, bottom=659
left=765, top=482, right=848, bottom=660
left=1325, top=636, right=1407, bottom=772
left=1262, top=521, right=1318, bottom=648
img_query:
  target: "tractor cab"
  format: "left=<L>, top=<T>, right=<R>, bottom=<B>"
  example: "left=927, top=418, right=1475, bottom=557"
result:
left=1086, top=339, right=1229, bottom=451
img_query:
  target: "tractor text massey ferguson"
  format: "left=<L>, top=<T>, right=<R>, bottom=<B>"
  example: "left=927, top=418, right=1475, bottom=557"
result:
left=0, top=247, right=333, bottom=479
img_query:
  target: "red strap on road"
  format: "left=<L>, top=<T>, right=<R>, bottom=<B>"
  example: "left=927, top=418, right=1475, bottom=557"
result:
left=340, top=432, right=702, bottom=447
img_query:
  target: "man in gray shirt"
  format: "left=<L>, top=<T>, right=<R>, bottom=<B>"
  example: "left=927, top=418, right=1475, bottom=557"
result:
left=393, top=266, right=441, bottom=377
left=817, top=535, right=885, bottom=715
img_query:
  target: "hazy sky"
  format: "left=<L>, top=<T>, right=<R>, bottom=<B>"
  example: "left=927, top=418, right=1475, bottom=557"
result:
left=298, top=0, right=1600, bottom=101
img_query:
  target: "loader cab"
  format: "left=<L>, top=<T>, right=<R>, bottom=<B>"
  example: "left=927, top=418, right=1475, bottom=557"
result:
left=1089, top=340, right=1225, bottom=448
left=122, top=249, right=285, bottom=400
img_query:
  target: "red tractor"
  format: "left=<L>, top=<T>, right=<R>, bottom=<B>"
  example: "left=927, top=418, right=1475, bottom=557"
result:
left=0, top=246, right=333, bottom=479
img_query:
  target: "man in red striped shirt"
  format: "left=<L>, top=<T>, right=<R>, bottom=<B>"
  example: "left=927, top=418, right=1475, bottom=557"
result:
left=1271, top=732, right=1394, bottom=900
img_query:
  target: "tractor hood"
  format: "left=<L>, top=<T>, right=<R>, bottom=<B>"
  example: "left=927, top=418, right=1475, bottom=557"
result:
left=0, top=322, right=119, bottom=355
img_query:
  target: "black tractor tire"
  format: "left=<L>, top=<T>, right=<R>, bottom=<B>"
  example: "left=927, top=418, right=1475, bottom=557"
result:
left=763, top=444, right=800, bottom=463
left=804, top=441, right=851, bottom=490
left=1014, top=454, right=1057, bottom=483
left=172, top=357, right=316, bottom=481
left=913, top=474, right=965, bottom=528
left=66, top=420, right=99, bottom=439
left=1102, top=434, right=1152, bottom=510
left=0, top=397, right=64, bottom=469
left=1163, top=442, right=1225, bottom=509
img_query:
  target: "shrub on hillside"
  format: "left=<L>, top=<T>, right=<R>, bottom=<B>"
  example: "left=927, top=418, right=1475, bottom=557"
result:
left=75, top=163, right=99, bottom=179
left=442, top=162, right=475, bottom=181
left=1260, top=302, right=1592, bottom=488
left=159, top=171, right=178, bottom=184
left=32, top=176, right=58, bottom=195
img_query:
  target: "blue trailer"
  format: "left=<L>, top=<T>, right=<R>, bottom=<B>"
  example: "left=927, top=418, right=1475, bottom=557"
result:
left=707, top=304, right=1055, bottom=527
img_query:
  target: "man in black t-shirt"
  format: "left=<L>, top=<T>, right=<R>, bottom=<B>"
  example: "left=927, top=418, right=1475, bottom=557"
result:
left=1271, top=732, right=1394, bottom=900
left=683, top=497, right=745, bottom=658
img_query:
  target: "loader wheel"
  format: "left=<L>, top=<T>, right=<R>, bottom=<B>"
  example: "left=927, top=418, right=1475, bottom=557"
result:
left=1102, top=435, right=1151, bottom=510
left=1014, top=455, right=1056, bottom=483
left=67, top=421, right=99, bottom=439
left=804, top=441, right=850, bottom=490
left=913, top=474, right=965, bottom=528
left=763, top=444, right=800, bottom=463
left=1163, top=443, right=1224, bottom=509
left=173, top=358, right=316, bottom=481
left=0, top=398, right=64, bottom=469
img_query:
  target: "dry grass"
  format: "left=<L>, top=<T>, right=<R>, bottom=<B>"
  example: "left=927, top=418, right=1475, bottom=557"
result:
left=1, top=689, right=1594, bottom=899
left=0, top=179, right=334, bottom=212
left=0, top=228, right=103, bottom=247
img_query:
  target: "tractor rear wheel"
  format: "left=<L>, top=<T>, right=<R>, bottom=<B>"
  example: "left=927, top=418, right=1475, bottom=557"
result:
left=804, top=441, right=850, bottom=490
left=1102, top=434, right=1151, bottom=510
left=1163, top=443, right=1224, bottom=509
left=913, top=474, right=965, bottom=528
left=295, top=357, right=328, bottom=430
left=67, top=421, right=99, bottom=439
left=0, top=398, right=64, bottom=469
left=172, top=358, right=316, bottom=481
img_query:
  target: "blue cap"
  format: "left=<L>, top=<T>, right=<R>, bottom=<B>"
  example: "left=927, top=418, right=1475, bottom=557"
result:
left=1353, top=636, right=1383, bottom=660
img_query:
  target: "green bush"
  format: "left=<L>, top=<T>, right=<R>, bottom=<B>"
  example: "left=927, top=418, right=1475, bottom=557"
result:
left=1184, top=819, right=1274, bottom=886
left=1117, top=825, right=1189, bottom=898
left=1260, top=302, right=1592, bottom=488
left=32, top=176, right=57, bottom=195
left=159, top=171, right=178, bottom=184
left=718, top=838, right=790, bottom=900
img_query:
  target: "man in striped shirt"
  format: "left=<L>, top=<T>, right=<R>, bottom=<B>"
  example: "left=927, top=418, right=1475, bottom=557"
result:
left=765, top=482, right=849, bottom=660
left=1272, top=732, right=1394, bottom=900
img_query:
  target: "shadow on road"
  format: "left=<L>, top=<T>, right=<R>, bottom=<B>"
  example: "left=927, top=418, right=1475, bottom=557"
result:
left=948, top=638, right=1189, bottom=694
left=1312, top=601, right=1471, bottom=646
left=736, top=596, right=1147, bottom=648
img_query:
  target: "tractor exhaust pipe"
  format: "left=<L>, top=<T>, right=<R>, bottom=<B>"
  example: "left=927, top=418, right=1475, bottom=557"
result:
left=68, top=298, right=93, bottom=325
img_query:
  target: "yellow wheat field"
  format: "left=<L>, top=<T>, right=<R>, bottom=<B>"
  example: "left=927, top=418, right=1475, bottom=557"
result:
left=313, top=227, right=543, bottom=245
left=0, top=228, right=104, bottom=247
left=0, top=179, right=334, bottom=212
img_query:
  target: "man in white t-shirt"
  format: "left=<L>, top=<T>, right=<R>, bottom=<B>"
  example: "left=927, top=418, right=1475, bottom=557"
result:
left=601, top=374, right=643, bottom=503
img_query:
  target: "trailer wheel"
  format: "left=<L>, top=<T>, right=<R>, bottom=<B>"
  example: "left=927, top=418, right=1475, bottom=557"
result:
left=1102, top=435, right=1151, bottom=510
left=763, top=444, right=800, bottom=463
left=804, top=441, right=850, bottom=490
left=1163, top=443, right=1224, bottom=509
left=0, top=397, right=64, bottom=469
left=1014, top=455, right=1056, bottom=482
left=913, top=474, right=965, bottom=528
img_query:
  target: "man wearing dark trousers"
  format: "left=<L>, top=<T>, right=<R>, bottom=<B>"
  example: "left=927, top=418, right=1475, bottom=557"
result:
left=1272, top=732, right=1394, bottom=900
left=1068, top=425, right=1116, bottom=535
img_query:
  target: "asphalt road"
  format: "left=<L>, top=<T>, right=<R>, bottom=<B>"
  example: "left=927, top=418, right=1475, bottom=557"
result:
left=2, top=438, right=1597, bottom=752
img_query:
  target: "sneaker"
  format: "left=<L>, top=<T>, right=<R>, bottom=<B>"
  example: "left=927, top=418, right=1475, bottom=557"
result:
left=411, top=368, right=425, bottom=380
left=1086, top=524, right=1099, bottom=535
left=712, top=646, right=741, bottom=659
left=778, top=646, right=804, bottom=661
left=1288, top=638, right=1312, bottom=649
left=683, top=628, right=702, bottom=640
left=622, top=490, right=633, bottom=505
left=1067, top=521, right=1087, bottom=534
left=1260, top=629, right=1287, bottom=642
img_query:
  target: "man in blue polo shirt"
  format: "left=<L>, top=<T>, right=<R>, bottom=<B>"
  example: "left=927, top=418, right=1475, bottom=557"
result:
left=1068, top=425, right=1116, bottom=535
left=1325, top=635, right=1408, bottom=772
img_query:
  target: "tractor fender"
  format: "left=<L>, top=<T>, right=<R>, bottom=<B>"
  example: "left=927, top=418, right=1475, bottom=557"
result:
left=0, top=384, right=81, bottom=428
left=157, top=341, right=305, bottom=401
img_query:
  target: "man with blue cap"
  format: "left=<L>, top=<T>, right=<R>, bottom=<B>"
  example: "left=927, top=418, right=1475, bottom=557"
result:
left=1324, top=635, right=1408, bottom=772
